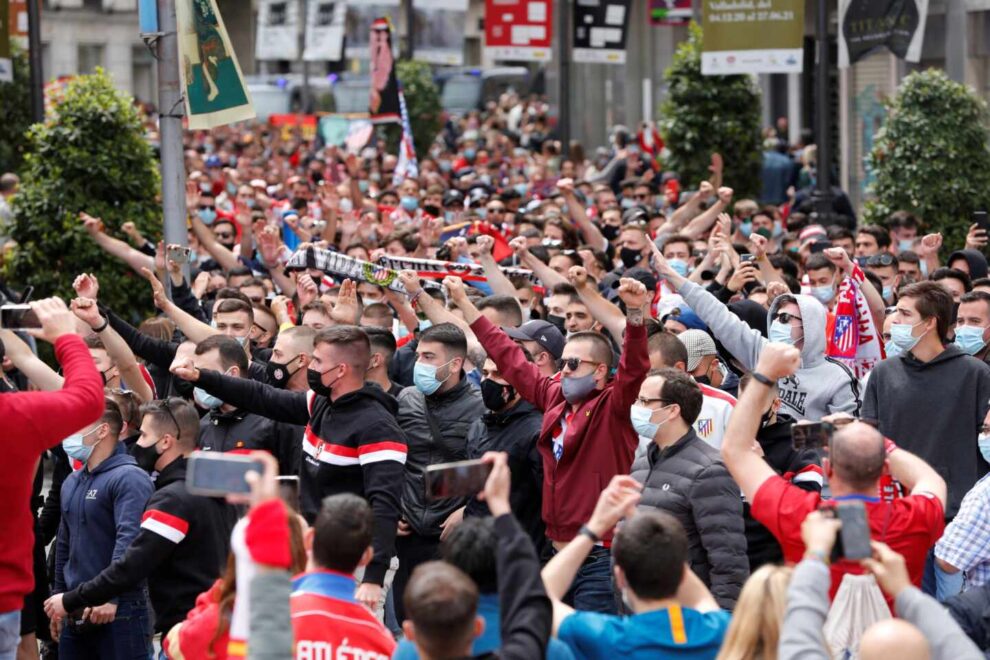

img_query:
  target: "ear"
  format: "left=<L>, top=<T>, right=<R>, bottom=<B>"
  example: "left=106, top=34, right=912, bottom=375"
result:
left=771, top=397, right=782, bottom=414
left=613, top=564, right=627, bottom=592
left=357, top=545, right=373, bottom=569
left=675, top=360, right=687, bottom=372
left=473, top=615, right=485, bottom=639
left=822, top=457, right=833, bottom=479
left=304, top=527, right=315, bottom=553
left=402, top=621, right=416, bottom=644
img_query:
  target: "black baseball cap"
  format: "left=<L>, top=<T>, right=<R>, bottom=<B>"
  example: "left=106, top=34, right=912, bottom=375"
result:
left=503, top=320, right=565, bottom=360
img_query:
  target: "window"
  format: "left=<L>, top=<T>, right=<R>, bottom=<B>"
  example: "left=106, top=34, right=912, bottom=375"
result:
left=77, top=44, right=105, bottom=75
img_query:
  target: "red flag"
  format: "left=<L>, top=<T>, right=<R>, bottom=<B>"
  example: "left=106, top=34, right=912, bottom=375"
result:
left=472, top=222, right=514, bottom=262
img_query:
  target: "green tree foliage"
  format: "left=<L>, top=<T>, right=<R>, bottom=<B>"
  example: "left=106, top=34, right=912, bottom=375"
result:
left=864, top=69, right=990, bottom=251
left=383, top=60, right=443, bottom=159
left=5, top=69, right=161, bottom=321
left=659, top=22, right=763, bottom=199
left=0, top=43, right=33, bottom=173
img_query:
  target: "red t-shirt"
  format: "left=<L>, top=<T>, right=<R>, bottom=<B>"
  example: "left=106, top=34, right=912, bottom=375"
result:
left=751, top=475, right=945, bottom=605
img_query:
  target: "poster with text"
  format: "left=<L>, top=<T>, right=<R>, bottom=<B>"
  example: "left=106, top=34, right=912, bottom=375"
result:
left=256, top=0, right=300, bottom=61
left=346, top=0, right=399, bottom=59
left=303, top=0, right=346, bottom=61
left=838, top=0, right=928, bottom=68
left=573, top=0, right=631, bottom=64
left=413, top=0, right=468, bottom=65
left=649, top=0, right=691, bottom=25
left=484, top=0, right=553, bottom=62
left=177, top=0, right=255, bottom=129
left=701, top=0, right=804, bottom=75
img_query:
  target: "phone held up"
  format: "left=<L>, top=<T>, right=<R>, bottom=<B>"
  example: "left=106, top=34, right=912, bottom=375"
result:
left=186, top=451, right=265, bottom=497
left=425, top=459, right=493, bottom=501
left=820, top=501, right=873, bottom=562
left=791, top=421, right=834, bottom=451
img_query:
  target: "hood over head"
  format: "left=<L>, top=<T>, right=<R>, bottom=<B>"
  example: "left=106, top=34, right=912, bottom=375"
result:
left=767, top=293, right=828, bottom=367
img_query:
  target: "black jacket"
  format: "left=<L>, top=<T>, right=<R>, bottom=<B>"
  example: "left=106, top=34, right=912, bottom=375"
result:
left=948, top=583, right=990, bottom=653
left=194, top=371, right=406, bottom=585
left=630, top=429, right=748, bottom=609
left=464, top=400, right=545, bottom=552
left=744, top=414, right=823, bottom=571
left=60, top=457, right=236, bottom=633
left=397, top=379, right=486, bottom=537
left=198, top=406, right=300, bottom=475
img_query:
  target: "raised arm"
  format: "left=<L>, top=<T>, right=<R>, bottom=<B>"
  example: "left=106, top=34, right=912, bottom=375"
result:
left=824, top=248, right=885, bottom=330
left=680, top=187, right=732, bottom=241
left=142, top=267, right=220, bottom=345
left=170, top=361, right=310, bottom=425
left=886, top=441, right=947, bottom=507
left=256, top=226, right=297, bottom=297
left=609, top=278, right=652, bottom=415
left=747, top=234, right=786, bottom=286
left=475, top=235, right=519, bottom=298
left=0, top=329, right=63, bottom=391
left=80, top=212, right=155, bottom=274
left=397, top=271, right=476, bottom=337
left=568, top=266, right=626, bottom=343
left=659, top=181, right=711, bottom=236
left=509, top=237, right=567, bottom=290
left=558, top=178, right=606, bottom=250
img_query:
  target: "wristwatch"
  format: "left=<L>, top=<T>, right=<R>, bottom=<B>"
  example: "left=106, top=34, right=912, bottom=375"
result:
left=578, top=524, right=602, bottom=544
left=751, top=371, right=775, bottom=387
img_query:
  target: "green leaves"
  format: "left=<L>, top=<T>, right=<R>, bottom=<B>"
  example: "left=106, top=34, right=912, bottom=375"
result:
left=865, top=69, right=990, bottom=251
left=659, top=22, right=763, bottom=199
left=397, top=61, right=443, bottom=160
left=4, top=68, right=161, bottom=323
left=0, top=43, right=32, bottom=172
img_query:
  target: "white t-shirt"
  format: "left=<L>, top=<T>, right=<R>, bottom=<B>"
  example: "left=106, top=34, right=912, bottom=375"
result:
left=693, top=384, right=737, bottom=449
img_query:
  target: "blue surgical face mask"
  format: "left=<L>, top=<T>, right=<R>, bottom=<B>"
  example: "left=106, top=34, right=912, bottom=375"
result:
left=888, top=321, right=926, bottom=353
left=882, top=285, right=894, bottom=302
left=194, top=387, right=223, bottom=409
left=463, top=148, right=477, bottom=162
left=199, top=182, right=212, bottom=193
left=414, top=359, right=453, bottom=396
left=514, top=183, right=528, bottom=197
left=667, top=259, right=689, bottom=277
left=339, top=197, right=354, bottom=213
left=899, top=238, right=914, bottom=253
left=400, top=196, right=419, bottom=212
left=773, top=220, right=784, bottom=238
left=885, top=339, right=905, bottom=359
left=769, top=319, right=796, bottom=345
left=739, top=220, right=753, bottom=238
left=444, top=211, right=455, bottom=222
left=979, top=433, right=990, bottom=463
left=233, top=335, right=249, bottom=348
left=630, top=404, right=669, bottom=440
left=954, top=325, right=988, bottom=355
left=245, top=198, right=256, bottom=209
left=358, top=180, right=370, bottom=193
left=418, top=318, right=433, bottom=332
left=226, top=182, right=237, bottom=196
left=620, top=198, right=636, bottom=209
left=810, top=285, right=835, bottom=305
left=439, top=160, right=452, bottom=173
left=62, top=426, right=102, bottom=462
left=475, top=208, right=488, bottom=220
left=198, top=208, right=217, bottom=224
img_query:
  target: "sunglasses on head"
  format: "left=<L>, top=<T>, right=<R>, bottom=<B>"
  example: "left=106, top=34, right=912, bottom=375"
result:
left=867, top=253, right=896, bottom=267
left=560, top=357, right=599, bottom=372
left=772, top=311, right=802, bottom=324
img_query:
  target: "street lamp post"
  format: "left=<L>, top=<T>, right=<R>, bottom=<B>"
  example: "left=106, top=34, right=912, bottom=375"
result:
left=812, top=0, right=835, bottom=225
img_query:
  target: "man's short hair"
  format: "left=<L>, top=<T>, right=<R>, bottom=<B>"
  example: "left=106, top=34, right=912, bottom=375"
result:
left=567, top=330, right=613, bottom=369
left=361, top=302, right=394, bottom=326
left=0, top=173, right=19, bottom=194
left=106, top=389, right=141, bottom=432
left=650, top=367, right=703, bottom=424
left=648, top=331, right=688, bottom=369
left=899, top=281, right=954, bottom=341
left=215, top=297, right=254, bottom=323
left=827, top=226, right=854, bottom=241
left=805, top=253, right=837, bottom=273
left=441, top=517, right=497, bottom=594
left=887, top=210, right=920, bottom=231
left=214, top=287, right=252, bottom=308
left=476, top=295, right=523, bottom=327
left=614, top=510, right=688, bottom=600
left=550, top=282, right=578, bottom=299
left=662, top=233, right=692, bottom=255
left=931, top=267, right=973, bottom=293
left=312, top=494, right=373, bottom=573
left=98, top=397, right=124, bottom=440
left=830, top=424, right=886, bottom=491
left=84, top=334, right=107, bottom=352
left=364, top=326, right=397, bottom=363
left=419, top=323, right=468, bottom=360
left=280, top=324, right=316, bottom=353
left=960, top=290, right=990, bottom=316
left=195, top=334, right=249, bottom=373
left=899, top=250, right=921, bottom=266
left=404, top=562, right=479, bottom=659
left=140, top=397, right=199, bottom=449
left=858, top=225, right=891, bottom=249
left=314, top=325, right=371, bottom=371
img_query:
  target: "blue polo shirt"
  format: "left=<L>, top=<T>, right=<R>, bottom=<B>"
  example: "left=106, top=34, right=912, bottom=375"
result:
left=558, top=604, right=730, bottom=659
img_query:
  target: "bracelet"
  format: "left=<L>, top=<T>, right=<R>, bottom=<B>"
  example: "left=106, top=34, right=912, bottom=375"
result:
left=750, top=371, right=775, bottom=387
left=803, top=549, right=830, bottom=566
left=578, top=524, right=602, bottom=544
left=92, top=317, right=109, bottom=333
left=884, top=437, right=898, bottom=455
left=409, top=289, right=424, bottom=306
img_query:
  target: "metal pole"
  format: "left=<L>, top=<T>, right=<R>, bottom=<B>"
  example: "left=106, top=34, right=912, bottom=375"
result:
left=812, top=0, right=834, bottom=223
left=558, top=0, right=570, bottom=158
left=26, top=0, right=43, bottom=122
left=402, top=0, right=413, bottom=60
left=300, top=0, right=310, bottom=112
left=156, top=0, right=188, bottom=288
left=946, top=0, right=966, bottom=83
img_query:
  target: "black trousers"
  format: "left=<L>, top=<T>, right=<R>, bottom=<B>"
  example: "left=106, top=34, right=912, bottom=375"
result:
left=392, top=532, right=441, bottom=623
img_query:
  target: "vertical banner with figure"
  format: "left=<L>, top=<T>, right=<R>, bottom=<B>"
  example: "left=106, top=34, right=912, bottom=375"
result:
left=838, top=0, right=929, bottom=68
left=256, top=0, right=300, bottom=61
left=368, top=17, right=400, bottom=123
left=484, top=0, right=553, bottom=62
left=572, top=0, right=631, bottom=64
left=303, top=0, right=346, bottom=61
left=412, top=0, right=468, bottom=65
left=393, top=89, right=418, bottom=185
left=176, top=0, right=255, bottom=129
left=701, top=0, right=804, bottom=75
left=345, top=0, right=399, bottom=59
left=0, top=0, right=11, bottom=83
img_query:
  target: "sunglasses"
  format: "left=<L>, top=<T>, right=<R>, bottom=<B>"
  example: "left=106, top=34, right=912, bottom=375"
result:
left=634, top=194, right=651, bottom=200
left=771, top=311, right=802, bottom=324
left=867, top=253, right=896, bottom=267
left=215, top=232, right=234, bottom=240
left=560, top=357, right=600, bottom=372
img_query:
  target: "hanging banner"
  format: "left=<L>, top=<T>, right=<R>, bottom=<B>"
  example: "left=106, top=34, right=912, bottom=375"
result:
left=649, top=0, right=691, bottom=25
left=484, top=0, right=553, bottom=62
left=0, top=0, right=11, bottom=83
left=368, top=17, right=400, bottom=123
left=838, top=0, right=928, bottom=68
left=256, top=0, right=300, bottom=61
left=345, top=0, right=399, bottom=59
left=573, top=0, right=631, bottom=64
left=176, top=0, right=255, bottom=129
left=701, top=0, right=804, bottom=75
left=412, top=0, right=468, bottom=65
left=303, top=0, right=346, bottom=61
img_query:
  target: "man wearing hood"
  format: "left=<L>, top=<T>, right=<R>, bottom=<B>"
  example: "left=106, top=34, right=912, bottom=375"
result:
left=653, top=251, right=861, bottom=421
left=948, top=249, right=990, bottom=281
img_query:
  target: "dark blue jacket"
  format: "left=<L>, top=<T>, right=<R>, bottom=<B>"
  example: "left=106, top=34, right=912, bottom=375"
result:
left=54, top=443, right=154, bottom=604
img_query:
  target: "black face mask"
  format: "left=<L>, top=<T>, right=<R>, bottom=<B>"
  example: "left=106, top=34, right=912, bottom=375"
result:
left=547, top=314, right=566, bottom=334
left=601, top=224, right=620, bottom=241
left=267, top=357, right=300, bottom=389
left=307, top=365, right=341, bottom=398
left=695, top=375, right=710, bottom=386
left=619, top=246, right=644, bottom=269
left=481, top=379, right=515, bottom=412
left=760, top=407, right=775, bottom=429
left=129, top=440, right=160, bottom=474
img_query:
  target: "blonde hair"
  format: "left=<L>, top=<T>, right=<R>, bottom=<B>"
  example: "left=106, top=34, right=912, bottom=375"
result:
left=716, top=564, right=793, bottom=660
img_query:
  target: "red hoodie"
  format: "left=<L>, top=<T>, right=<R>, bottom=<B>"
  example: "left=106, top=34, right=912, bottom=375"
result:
left=470, top=316, right=650, bottom=542
left=0, top=334, right=104, bottom=613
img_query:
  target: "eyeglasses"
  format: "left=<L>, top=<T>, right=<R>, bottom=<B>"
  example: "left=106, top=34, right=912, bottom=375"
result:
left=635, top=396, right=667, bottom=406
left=560, top=357, right=600, bottom=372
left=215, top=232, right=234, bottom=240
left=867, top=253, right=896, bottom=267
left=771, top=311, right=802, bottom=324
left=634, top=194, right=651, bottom=201
left=486, top=206, right=505, bottom=213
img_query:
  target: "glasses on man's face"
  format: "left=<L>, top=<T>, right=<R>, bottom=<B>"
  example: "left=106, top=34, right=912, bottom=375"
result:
left=635, top=396, right=667, bottom=407
left=199, top=204, right=215, bottom=211
left=487, top=206, right=505, bottom=213
left=215, top=232, right=234, bottom=240
left=771, top=311, right=802, bottom=324
left=634, top=194, right=651, bottom=201
left=560, top=357, right=600, bottom=372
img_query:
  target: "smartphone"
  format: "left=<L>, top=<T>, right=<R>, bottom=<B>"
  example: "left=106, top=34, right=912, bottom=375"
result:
left=835, top=501, right=872, bottom=560
left=974, top=211, right=990, bottom=233
left=0, top=304, right=41, bottom=329
left=791, top=421, right=834, bottom=451
left=167, top=245, right=191, bottom=264
left=425, top=459, right=493, bottom=500
left=423, top=204, right=441, bottom=218
left=740, top=254, right=756, bottom=264
left=186, top=451, right=265, bottom=497
left=277, top=475, right=301, bottom=513
left=810, top=240, right=831, bottom=254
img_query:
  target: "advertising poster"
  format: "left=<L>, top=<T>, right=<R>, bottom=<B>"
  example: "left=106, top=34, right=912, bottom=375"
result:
left=649, top=0, right=691, bottom=25
left=838, top=0, right=929, bottom=68
left=484, top=0, right=553, bottom=62
left=701, top=0, right=804, bottom=75
left=573, top=0, right=631, bottom=64
left=303, top=0, right=346, bottom=61
left=412, top=0, right=468, bottom=65
left=256, top=0, right=300, bottom=61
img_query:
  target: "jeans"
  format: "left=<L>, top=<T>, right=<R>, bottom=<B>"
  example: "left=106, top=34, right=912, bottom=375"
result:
left=559, top=545, right=617, bottom=614
left=0, top=610, right=20, bottom=660
left=922, top=548, right=964, bottom=602
left=58, top=597, right=152, bottom=660
left=393, top=533, right=441, bottom=623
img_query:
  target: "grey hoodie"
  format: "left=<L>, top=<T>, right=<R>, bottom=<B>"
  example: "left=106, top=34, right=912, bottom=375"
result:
left=679, top=281, right=861, bottom=421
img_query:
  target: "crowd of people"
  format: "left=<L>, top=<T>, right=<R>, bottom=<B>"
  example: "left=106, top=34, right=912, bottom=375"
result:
left=4, top=104, right=990, bottom=660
